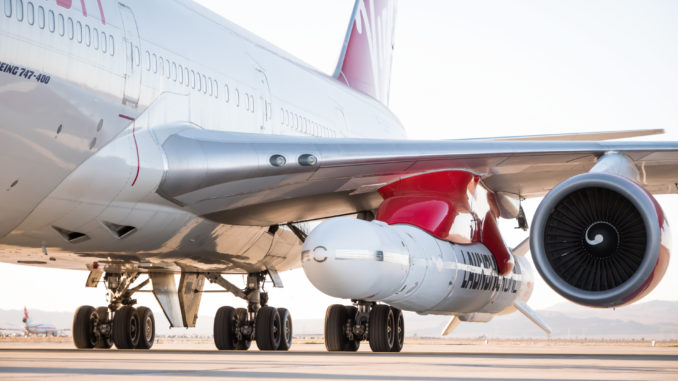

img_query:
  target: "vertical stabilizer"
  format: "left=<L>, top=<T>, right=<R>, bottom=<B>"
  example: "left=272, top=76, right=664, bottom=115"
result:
left=22, top=307, right=30, bottom=324
left=334, top=0, right=398, bottom=105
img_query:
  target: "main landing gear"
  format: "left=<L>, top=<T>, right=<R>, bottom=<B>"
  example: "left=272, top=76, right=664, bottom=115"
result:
left=325, top=301, right=404, bottom=353
left=72, top=272, right=156, bottom=350
left=207, top=271, right=293, bottom=351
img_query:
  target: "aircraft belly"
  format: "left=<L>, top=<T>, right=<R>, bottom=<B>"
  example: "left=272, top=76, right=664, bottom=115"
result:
left=0, top=113, right=302, bottom=273
left=0, top=219, right=302, bottom=273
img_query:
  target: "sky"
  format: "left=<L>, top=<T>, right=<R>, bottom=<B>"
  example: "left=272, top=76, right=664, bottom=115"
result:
left=1, top=0, right=677, bottom=330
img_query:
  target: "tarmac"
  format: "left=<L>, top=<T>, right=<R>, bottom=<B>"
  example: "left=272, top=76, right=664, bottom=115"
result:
left=0, top=342, right=677, bottom=380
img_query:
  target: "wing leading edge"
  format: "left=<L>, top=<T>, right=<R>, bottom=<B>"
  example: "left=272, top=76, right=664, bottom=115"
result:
left=156, top=126, right=678, bottom=226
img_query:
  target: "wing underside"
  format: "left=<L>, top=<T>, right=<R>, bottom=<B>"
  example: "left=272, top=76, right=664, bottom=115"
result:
left=156, top=126, right=678, bottom=226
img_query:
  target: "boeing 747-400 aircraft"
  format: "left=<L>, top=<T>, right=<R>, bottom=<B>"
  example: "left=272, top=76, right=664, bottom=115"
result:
left=0, top=0, right=675, bottom=352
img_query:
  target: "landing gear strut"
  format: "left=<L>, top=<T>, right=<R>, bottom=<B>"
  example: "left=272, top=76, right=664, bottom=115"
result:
left=208, top=271, right=293, bottom=351
left=72, top=272, right=155, bottom=350
left=324, top=301, right=404, bottom=352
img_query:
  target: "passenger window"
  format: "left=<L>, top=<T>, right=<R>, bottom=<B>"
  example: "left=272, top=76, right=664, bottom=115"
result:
left=196, top=72, right=202, bottom=92
left=4, top=0, right=10, bottom=18
left=57, top=13, right=64, bottom=36
left=184, top=67, right=189, bottom=87
left=189, top=70, right=194, bottom=88
left=250, top=95, right=255, bottom=113
left=235, top=88, right=240, bottom=107
left=76, top=20, right=81, bottom=42
left=207, top=77, right=213, bottom=96
left=16, top=0, right=23, bottom=21
left=134, top=46, right=140, bottom=66
left=26, top=1, right=32, bottom=25
left=101, top=32, right=107, bottom=53
left=152, top=53, right=157, bottom=73
left=224, top=83, right=229, bottom=102
left=85, top=25, right=90, bottom=46
left=178, top=64, right=183, bottom=83
left=172, top=62, right=177, bottom=81
left=158, top=56, right=164, bottom=75
left=165, top=60, right=170, bottom=79
left=214, top=80, right=218, bottom=98
left=37, top=5, right=43, bottom=29
left=93, top=28, right=99, bottom=50
left=201, top=75, right=207, bottom=94
left=47, top=9, right=54, bottom=32
left=67, top=17, right=73, bottom=39
left=109, top=35, right=114, bottom=55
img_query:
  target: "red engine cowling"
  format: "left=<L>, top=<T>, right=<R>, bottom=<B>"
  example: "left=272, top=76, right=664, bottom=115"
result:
left=530, top=173, right=670, bottom=308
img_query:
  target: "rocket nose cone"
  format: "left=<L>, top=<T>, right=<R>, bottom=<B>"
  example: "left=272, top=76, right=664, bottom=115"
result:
left=301, top=217, right=409, bottom=300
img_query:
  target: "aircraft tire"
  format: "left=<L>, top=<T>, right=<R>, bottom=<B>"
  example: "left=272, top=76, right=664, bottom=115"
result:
left=112, top=306, right=140, bottom=349
left=73, top=305, right=97, bottom=349
left=214, top=306, right=238, bottom=350
left=324, top=304, right=349, bottom=351
left=390, top=307, right=404, bottom=353
left=255, top=306, right=281, bottom=351
left=276, top=307, right=293, bottom=351
left=94, top=306, right=113, bottom=349
left=234, top=308, right=251, bottom=350
left=368, top=305, right=395, bottom=352
left=136, top=307, right=155, bottom=349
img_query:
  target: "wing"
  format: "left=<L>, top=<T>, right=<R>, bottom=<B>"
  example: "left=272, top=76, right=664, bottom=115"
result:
left=156, top=126, right=678, bottom=226
left=468, top=128, right=665, bottom=142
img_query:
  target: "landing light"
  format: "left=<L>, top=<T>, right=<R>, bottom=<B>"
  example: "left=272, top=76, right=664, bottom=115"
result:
left=269, top=154, right=287, bottom=167
left=298, top=154, right=318, bottom=166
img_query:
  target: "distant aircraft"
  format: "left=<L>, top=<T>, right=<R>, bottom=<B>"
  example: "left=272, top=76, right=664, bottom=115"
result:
left=0, top=307, right=59, bottom=337
left=0, top=0, right=675, bottom=353
left=21, top=307, right=59, bottom=336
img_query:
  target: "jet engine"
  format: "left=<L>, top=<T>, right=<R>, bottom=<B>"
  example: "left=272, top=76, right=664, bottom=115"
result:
left=530, top=172, right=670, bottom=308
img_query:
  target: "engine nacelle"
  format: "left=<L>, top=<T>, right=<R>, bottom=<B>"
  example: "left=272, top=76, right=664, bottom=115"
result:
left=530, top=173, right=671, bottom=308
left=302, top=217, right=534, bottom=315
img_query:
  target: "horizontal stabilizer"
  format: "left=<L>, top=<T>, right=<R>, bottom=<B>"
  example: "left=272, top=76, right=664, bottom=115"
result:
left=469, top=129, right=664, bottom=142
left=440, top=315, right=461, bottom=336
left=514, top=301, right=552, bottom=334
left=511, top=237, right=530, bottom=257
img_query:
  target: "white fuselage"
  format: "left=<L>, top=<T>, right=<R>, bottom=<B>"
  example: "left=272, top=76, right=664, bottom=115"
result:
left=0, top=0, right=404, bottom=272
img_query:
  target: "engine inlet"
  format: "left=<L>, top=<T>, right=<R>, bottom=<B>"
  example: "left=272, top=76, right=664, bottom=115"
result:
left=544, top=187, right=646, bottom=292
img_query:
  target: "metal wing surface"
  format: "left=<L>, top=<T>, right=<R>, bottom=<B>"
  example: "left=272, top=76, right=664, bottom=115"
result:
left=156, top=127, right=678, bottom=226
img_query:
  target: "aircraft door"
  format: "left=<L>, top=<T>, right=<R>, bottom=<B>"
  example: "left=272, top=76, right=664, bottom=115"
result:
left=256, top=69, right=272, bottom=133
left=118, top=3, right=141, bottom=107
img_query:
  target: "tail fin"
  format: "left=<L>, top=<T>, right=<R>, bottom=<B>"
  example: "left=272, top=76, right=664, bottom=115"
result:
left=334, top=0, right=398, bottom=105
left=22, top=307, right=29, bottom=324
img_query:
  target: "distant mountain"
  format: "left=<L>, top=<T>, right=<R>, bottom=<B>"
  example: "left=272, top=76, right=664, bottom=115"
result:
left=2, top=300, right=677, bottom=340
